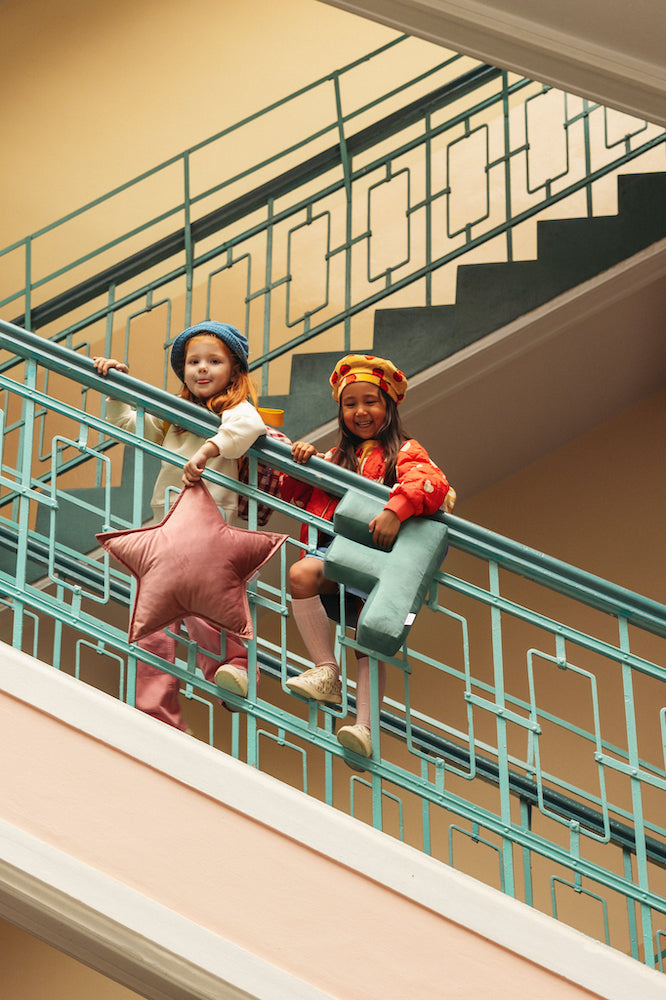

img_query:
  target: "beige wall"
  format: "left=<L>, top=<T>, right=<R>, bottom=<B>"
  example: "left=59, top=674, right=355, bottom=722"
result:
left=4, top=0, right=661, bottom=398
left=3, top=0, right=659, bottom=249
left=0, top=0, right=433, bottom=392
left=0, top=0, right=399, bottom=246
left=0, top=920, right=141, bottom=1000
left=460, top=383, right=666, bottom=604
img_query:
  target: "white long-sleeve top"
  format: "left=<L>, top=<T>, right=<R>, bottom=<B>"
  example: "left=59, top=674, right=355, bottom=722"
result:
left=105, top=397, right=266, bottom=525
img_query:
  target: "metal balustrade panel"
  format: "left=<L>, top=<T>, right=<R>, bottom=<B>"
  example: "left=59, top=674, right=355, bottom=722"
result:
left=0, top=321, right=664, bottom=969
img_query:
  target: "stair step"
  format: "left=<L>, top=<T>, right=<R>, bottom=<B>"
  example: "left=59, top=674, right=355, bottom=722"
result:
left=536, top=214, right=666, bottom=271
left=617, top=171, right=666, bottom=219
left=372, top=306, right=456, bottom=375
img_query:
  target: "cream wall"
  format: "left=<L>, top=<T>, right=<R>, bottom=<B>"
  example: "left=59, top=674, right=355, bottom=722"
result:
left=458, top=383, right=666, bottom=604
left=0, top=0, right=430, bottom=392
left=0, top=920, right=141, bottom=1000
left=2, top=0, right=660, bottom=398
left=0, top=0, right=399, bottom=247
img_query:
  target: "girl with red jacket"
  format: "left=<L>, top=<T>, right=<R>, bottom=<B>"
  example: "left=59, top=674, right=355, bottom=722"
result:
left=281, top=354, right=454, bottom=766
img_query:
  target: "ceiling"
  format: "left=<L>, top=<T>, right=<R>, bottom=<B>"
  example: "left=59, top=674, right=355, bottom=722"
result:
left=319, top=0, right=666, bottom=127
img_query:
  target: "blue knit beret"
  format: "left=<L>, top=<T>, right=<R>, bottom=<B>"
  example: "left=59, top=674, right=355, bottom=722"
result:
left=170, top=321, right=249, bottom=379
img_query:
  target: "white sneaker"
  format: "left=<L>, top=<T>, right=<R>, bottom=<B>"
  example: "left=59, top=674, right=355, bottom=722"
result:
left=337, top=724, right=372, bottom=758
left=286, top=665, right=342, bottom=704
left=214, top=664, right=249, bottom=697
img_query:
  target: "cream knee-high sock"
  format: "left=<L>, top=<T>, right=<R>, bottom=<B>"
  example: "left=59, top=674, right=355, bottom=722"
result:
left=291, top=596, right=339, bottom=676
left=354, top=656, right=386, bottom=730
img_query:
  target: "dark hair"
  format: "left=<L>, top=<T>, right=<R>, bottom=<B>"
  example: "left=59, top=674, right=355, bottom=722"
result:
left=330, top=387, right=407, bottom=486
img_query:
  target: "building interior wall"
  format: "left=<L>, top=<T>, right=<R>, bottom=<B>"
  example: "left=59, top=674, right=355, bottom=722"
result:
left=1, top=0, right=664, bottom=992
left=0, top=918, right=141, bottom=1000
left=0, top=0, right=403, bottom=248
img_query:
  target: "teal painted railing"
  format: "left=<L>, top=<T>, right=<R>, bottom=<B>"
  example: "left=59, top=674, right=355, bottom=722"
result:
left=1, top=320, right=665, bottom=970
left=1, top=36, right=664, bottom=398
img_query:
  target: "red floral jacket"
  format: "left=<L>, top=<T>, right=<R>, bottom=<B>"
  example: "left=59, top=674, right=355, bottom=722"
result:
left=280, top=438, right=452, bottom=543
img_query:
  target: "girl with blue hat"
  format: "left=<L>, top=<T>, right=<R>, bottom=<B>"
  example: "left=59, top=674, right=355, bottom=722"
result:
left=93, top=321, right=266, bottom=730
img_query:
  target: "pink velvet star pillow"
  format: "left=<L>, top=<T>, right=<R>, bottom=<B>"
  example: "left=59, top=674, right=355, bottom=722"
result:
left=96, top=481, right=287, bottom=643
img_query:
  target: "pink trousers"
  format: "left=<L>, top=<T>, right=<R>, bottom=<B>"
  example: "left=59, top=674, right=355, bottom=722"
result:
left=135, top=616, right=251, bottom=730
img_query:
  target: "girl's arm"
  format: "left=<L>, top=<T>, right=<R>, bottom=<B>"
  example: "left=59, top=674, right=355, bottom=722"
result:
left=93, top=356, right=165, bottom=442
left=182, top=400, right=265, bottom=486
left=387, top=441, right=449, bottom=517
left=182, top=439, right=221, bottom=487
left=290, top=440, right=326, bottom=464
left=206, top=400, right=266, bottom=459
left=368, top=509, right=401, bottom=549
left=374, top=441, right=449, bottom=543
left=92, top=356, right=128, bottom=377
left=279, top=440, right=318, bottom=506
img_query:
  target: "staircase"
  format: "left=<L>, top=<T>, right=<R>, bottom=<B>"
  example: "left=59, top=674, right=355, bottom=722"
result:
left=259, top=171, right=666, bottom=440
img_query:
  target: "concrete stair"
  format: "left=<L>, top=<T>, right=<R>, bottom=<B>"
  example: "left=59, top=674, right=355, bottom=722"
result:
left=259, top=171, right=666, bottom=440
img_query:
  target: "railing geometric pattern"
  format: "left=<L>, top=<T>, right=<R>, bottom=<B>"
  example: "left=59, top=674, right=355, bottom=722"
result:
left=1, top=37, right=664, bottom=401
left=1, top=321, right=664, bottom=970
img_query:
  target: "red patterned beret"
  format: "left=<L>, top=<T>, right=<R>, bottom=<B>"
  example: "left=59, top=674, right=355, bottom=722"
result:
left=330, top=354, right=408, bottom=405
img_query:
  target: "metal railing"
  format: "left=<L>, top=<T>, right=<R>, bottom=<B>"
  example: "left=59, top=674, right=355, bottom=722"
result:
left=1, top=37, right=664, bottom=398
left=1, top=320, right=665, bottom=970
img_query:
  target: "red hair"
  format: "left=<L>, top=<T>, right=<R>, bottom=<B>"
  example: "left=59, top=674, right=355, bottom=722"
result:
left=178, top=370, right=258, bottom=414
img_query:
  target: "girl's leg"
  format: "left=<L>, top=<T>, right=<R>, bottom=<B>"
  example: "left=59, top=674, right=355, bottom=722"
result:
left=184, top=616, right=255, bottom=699
left=353, top=654, right=387, bottom=730
left=287, top=556, right=342, bottom=704
left=337, top=654, right=386, bottom=764
left=136, top=623, right=186, bottom=731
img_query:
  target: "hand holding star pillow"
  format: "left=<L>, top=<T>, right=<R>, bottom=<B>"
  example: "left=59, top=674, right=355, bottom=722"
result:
left=97, top=481, right=287, bottom=643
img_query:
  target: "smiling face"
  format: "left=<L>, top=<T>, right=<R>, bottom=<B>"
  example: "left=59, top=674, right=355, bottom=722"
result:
left=183, top=335, right=237, bottom=400
left=339, top=380, right=388, bottom=440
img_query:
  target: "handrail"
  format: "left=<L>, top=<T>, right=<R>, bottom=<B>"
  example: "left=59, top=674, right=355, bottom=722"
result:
left=2, top=323, right=665, bottom=854
left=3, top=318, right=666, bottom=642
left=10, top=509, right=662, bottom=867
left=2, top=477, right=665, bottom=868
left=1, top=488, right=664, bottom=871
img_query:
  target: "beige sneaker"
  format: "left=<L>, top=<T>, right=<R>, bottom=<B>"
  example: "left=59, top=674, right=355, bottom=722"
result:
left=337, top=723, right=372, bottom=758
left=286, top=664, right=342, bottom=704
left=214, top=664, right=249, bottom=698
